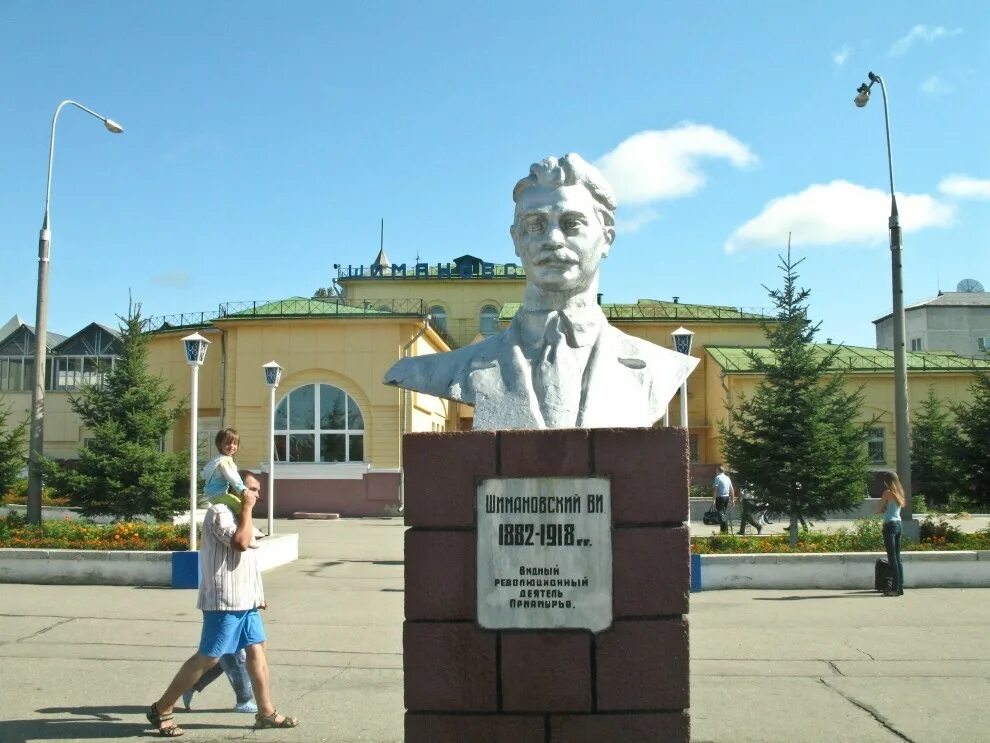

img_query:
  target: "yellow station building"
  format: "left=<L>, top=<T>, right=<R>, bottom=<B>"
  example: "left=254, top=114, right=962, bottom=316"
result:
left=2, top=251, right=987, bottom=515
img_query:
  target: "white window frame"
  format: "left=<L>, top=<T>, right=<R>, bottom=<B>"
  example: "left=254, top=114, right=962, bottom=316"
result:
left=479, top=304, right=499, bottom=337
left=909, top=338, right=923, bottom=352
left=274, top=383, right=366, bottom=464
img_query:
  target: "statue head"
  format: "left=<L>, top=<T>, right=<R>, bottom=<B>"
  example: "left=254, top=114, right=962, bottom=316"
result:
left=510, top=153, right=617, bottom=296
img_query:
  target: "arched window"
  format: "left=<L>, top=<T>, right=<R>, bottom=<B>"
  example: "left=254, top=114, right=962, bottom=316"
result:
left=274, top=384, right=365, bottom=463
left=429, top=305, right=448, bottom=331
left=479, top=305, right=499, bottom=337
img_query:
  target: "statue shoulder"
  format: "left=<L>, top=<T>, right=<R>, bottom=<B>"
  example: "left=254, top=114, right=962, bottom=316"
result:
left=382, top=332, right=508, bottom=398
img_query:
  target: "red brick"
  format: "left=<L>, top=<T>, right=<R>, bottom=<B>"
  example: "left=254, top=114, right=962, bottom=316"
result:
left=550, top=712, right=689, bottom=742
left=403, top=431, right=497, bottom=527
left=499, top=429, right=591, bottom=477
left=592, top=428, right=689, bottom=524
left=404, top=622, right=497, bottom=711
left=405, top=714, right=546, bottom=743
left=613, top=527, right=689, bottom=617
left=502, top=632, right=592, bottom=711
left=405, top=530, right=475, bottom=620
left=596, top=620, right=689, bottom=710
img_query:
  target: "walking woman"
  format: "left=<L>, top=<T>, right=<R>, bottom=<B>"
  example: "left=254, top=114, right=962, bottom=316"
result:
left=877, top=472, right=905, bottom=597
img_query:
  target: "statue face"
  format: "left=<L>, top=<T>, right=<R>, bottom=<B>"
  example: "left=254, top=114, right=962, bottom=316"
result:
left=511, top=184, right=614, bottom=294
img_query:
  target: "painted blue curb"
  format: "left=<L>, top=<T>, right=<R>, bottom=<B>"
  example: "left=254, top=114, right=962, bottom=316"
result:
left=171, top=550, right=200, bottom=589
left=690, top=553, right=702, bottom=592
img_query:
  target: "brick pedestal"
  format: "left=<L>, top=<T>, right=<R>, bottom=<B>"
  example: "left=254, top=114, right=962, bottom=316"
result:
left=403, top=428, right=690, bottom=743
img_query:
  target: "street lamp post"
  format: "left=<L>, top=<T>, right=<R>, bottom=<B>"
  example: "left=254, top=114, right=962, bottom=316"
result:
left=182, top=333, right=211, bottom=550
left=854, top=72, right=913, bottom=527
left=26, top=101, right=123, bottom=524
left=262, top=360, right=283, bottom=536
left=671, top=327, right=695, bottom=429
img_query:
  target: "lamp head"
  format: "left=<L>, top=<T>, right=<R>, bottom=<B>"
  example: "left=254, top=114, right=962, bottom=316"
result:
left=854, top=84, right=870, bottom=108
left=262, top=360, right=284, bottom=389
left=671, top=326, right=695, bottom=356
left=103, top=119, right=124, bottom=134
left=181, top=332, right=210, bottom=366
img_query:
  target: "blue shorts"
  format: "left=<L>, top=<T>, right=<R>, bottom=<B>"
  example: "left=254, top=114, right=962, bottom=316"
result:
left=199, top=609, right=266, bottom=658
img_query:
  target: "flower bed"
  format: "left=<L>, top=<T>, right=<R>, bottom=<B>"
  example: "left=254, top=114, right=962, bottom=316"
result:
left=691, top=517, right=990, bottom=554
left=0, top=513, right=188, bottom=551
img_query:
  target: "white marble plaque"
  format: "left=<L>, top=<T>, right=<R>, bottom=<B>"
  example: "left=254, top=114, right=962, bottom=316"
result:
left=476, top=477, right=612, bottom=632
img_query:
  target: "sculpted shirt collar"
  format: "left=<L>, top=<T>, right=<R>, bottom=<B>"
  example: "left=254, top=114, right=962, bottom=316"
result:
left=515, top=301, right=606, bottom=349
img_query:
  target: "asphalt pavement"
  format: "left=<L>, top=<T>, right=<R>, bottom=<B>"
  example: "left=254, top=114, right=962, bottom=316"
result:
left=1, top=518, right=988, bottom=742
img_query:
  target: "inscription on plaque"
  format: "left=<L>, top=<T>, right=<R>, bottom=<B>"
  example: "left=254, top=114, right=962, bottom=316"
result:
left=476, top=477, right=612, bottom=632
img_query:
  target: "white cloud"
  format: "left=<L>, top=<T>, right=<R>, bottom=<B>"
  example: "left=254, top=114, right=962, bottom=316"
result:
left=615, top=208, right=660, bottom=235
left=832, top=45, right=851, bottom=66
left=889, top=25, right=962, bottom=56
left=594, top=124, right=758, bottom=206
left=151, top=270, right=191, bottom=288
left=939, top=174, right=990, bottom=200
left=920, top=74, right=953, bottom=96
left=725, top=180, right=956, bottom=253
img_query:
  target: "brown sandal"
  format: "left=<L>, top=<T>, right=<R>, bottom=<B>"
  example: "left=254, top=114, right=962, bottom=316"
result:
left=147, top=702, right=184, bottom=737
left=254, top=710, right=299, bottom=729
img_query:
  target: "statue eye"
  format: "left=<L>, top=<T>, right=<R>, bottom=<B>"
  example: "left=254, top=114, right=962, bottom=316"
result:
left=524, top=217, right=545, bottom=234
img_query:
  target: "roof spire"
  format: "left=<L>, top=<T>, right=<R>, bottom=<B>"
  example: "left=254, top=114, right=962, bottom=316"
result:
left=372, top=218, right=390, bottom=269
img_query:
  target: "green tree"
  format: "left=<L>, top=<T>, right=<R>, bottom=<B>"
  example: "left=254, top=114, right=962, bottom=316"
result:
left=0, top=399, right=28, bottom=498
left=953, top=367, right=990, bottom=509
left=911, top=387, right=961, bottom=508
left=719, top=248, right=873, bottom=546
left=42, top=305, right=189, bottom=520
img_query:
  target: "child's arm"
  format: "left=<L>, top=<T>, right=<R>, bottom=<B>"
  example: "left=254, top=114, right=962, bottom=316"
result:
left=216, top=456, right=248, bottom=494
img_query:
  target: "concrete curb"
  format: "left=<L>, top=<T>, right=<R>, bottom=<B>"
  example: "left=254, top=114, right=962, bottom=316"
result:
left=693, top=550, right=990, bottom=591
left=0, top=533, right=299, bottom=587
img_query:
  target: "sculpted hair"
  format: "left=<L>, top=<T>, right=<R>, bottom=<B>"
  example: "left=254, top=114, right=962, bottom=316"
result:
left=513, top=153, right=617, bottom=228
left=215, top=428, right=240, bottom=450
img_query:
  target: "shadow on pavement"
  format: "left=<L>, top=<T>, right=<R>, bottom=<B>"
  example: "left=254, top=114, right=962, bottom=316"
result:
left=752, top=590, right=879, bottom=601
left=0, top=707, right=247, bottom=742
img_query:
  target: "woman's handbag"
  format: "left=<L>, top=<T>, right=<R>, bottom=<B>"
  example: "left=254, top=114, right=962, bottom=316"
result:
left=703, top=508, right=721, bottom=526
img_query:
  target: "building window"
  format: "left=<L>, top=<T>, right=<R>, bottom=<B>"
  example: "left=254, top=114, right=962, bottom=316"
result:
left=479, top=305, right=499, bottom=337
left=429, top=305, right=448, bottom=331
left=867, top=428, right=886, bottom=464
left=274, top=384, right=365, bottom=463
left=910, top=338, right=923, bottom=351
left=0, top=357, right=33, bottom=391
left=52, top=356, right=116, bottom=391
left=689, top=434, right=699, bottom=463
left=979, top=337, right=988, bottom=352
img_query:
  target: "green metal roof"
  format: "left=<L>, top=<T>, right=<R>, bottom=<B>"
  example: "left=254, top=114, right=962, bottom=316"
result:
left=707, top=344, right=990, bottom=373
left=499, top=300, right=771, bottom=323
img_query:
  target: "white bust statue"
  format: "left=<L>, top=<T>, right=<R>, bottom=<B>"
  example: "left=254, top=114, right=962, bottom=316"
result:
left=384, top=153, right=698, bottom=429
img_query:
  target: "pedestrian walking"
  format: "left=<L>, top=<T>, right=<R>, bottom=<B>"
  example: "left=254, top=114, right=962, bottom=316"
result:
left=145, top=430, right=298, bottom=737
left=737, top=487, right=762, bottom=535
left=712, top=466, right=735, bottom=534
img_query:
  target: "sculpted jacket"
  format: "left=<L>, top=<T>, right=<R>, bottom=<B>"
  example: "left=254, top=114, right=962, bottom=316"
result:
left=384, top=311, right=699, bottom=429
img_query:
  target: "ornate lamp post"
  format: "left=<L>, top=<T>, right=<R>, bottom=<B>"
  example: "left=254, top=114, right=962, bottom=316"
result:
left=182, top=333, right=210, bottom=550
left=671, top=327, right=695, bottom=429
left=26, top=101, right=123, bottom=524
left=262, top=360, right=283, bottom=536
left=854, top=71, right=913, bottom=527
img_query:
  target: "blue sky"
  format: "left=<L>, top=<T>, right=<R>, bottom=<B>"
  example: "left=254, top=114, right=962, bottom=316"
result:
left=2, top=1, right=987, bottom=348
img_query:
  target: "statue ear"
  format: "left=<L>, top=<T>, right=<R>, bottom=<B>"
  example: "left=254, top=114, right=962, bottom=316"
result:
left=604, top=227, right=615, bottom=249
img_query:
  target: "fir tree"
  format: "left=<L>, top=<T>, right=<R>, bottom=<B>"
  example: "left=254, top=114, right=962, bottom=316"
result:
left=719, top=247, right=873, bottom=546
left=910, top=387, right=961, bottom=508
left=953, top=367, right=990, bottom=509
left=42, top=305, right=189, bottom=520
left=0, top=399, right=28, bottom=498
